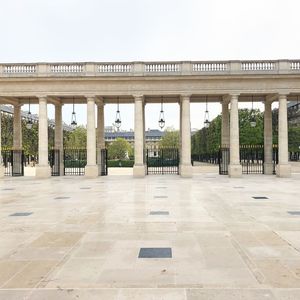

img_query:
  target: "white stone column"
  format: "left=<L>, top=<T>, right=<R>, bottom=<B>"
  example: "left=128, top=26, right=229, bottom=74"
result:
left=0, top=107, right=4, bottom=178
left=97, top=100, right=105, bottom=175
left=13, top=104, right=22, bottom=149
left=180, top=95, right=193, bottom=178
left=276, top=94, right=291, bottom=177
left=228, top=94, right=242, bottom=177
left=85, top=96, right=98, bottom=177
left=36, top=97, right=51, bottom=178
left=221, top=100, right=230, bottom=146
left=264, top=100, right=273, bottom=175
left=55, top=104, right=64, bottom=175
left=133, top=95, right=145, bottom=177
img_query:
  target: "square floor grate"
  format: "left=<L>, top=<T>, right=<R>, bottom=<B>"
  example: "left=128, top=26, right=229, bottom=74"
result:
left=2, top=188, right=15, bottom=191
left=54, top=197, right=70, bottom=200
left=252, top=196, right=269, bottom=199
left=150, top=211, right=169, bottom=215
left=80, top=187, right=91, bottom=190
left=10, top=212, right=33, bottom=217
left=138, top=248, right=172, bottom=258
left=154, top=196, right=168, bottom=199
left=234, top=186, right=245, bottom=189
left=288, top=211, right=300, bottom=216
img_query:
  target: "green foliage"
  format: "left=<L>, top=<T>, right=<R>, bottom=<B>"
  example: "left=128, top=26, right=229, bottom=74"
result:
left=107, top=138, right=132, bottom=160
left=64, top=126, right=87, bottom=148
left=288, top=127, right=300, bottom=151
left=159, top=129, right=179, bottom=148
left=107, top=160, right=134, bottom=167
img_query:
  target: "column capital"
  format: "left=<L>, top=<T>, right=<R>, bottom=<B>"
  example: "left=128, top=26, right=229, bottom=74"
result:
left=95, top=97, right=104, bottom=106
left=133, top=95, right=144, bottom=101
left=180, top=94, right=191, bottom=101
left=230, top=93, right=240, bottom=100
left=278, top=94, right=288, bottom=100
left=222, top=95, right=231, bottom=104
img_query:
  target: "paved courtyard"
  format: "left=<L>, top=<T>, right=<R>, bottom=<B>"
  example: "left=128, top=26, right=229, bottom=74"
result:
left=0, top=171, right=300, bottom=299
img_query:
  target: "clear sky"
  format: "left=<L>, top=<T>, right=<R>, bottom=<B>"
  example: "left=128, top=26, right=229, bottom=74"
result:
left=1, top=0, right=299, bottom=130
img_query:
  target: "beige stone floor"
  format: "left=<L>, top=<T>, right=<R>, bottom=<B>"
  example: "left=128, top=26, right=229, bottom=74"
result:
left=0, top=171, right=300, bottom=299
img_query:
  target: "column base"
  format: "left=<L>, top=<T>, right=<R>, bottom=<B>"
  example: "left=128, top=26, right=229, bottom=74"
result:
left=0, top=165, right=5, bottom=178
left=35, top=165, right=51, bottom=178
left=264, top=162, right=274, bottom=175
left=180, top=164, right=193, bottom=178
left=85, top=165, right=98, bottom=178
left=276, top=164, right=291, bottom=178
left=133, top=165, right=145, bottom=178
left=228, top=164, right=242, bottom=178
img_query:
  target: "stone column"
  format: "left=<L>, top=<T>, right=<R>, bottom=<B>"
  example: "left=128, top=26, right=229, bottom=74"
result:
left=264, top=100, right=273, bottom=175
left=180, top=95, right=193, bottom=178
left=228, top=94, right=242, bottom=177
left=85, top=96, right=98, bottom=178
left=97, top=100, right=105, bottom=175
left=0, top=106, right=4, bottom=178
left=221, top=100, right=230, bottom=146
left=55, top=104, right=64, bottom=175
left=36, top=97, right=51, bottom=178
left=133, top=95, right=145, bottom=177
left=13, top=104, right=22, bottom=149
left=276, top=94, right=291, bottom=177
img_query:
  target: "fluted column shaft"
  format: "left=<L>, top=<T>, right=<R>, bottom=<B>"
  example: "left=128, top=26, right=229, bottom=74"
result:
left=180, top=95, right=192, bottom=177
left=133, top=95, right=145, bottom=177
left=55, top=104, right=63, bottom=175
left=228, top=94, right=242, bottom=177
left=97, top=101, right=105, bottom=175
left=221, top=101, right=230, bottom=146
left=264, top=101, right=273, bottom=174
left=276, top=95, right=291, bottom=177
left=13, top=104, right=22, bottom=149
left=0, top=107, right=4, bottom=177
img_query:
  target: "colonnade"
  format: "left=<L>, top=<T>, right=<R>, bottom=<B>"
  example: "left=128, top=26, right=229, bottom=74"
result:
left=0, top=93, right=292, bottom=179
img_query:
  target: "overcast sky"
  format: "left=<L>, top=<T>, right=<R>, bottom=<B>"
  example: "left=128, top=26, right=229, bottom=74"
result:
left=1, top=0, right=299, bottom=130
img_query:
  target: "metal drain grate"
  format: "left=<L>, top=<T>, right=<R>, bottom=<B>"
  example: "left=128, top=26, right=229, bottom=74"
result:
left=138, top=248, right=172, bottom=258
left=288, top=211, right=300, bottom=216
left=2, top=188, right=15, bottom=191
left=54, top=197, right=70, bottom=200
left=150, top=211, right=169, bottom=215
left=252, top=196, right=269, bottom=199
left=80, top=187, right=91, bottom=190
left=10, top=212, right=33, bottom=217
left=154, top=196, right=168, bottom=199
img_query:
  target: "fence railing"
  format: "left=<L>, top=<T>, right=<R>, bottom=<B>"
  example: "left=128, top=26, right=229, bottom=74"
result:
left=1, top=60, right=299, bottom=77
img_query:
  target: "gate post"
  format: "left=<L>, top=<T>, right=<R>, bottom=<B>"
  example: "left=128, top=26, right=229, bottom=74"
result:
left=180, top=95, right=192, bottom=178
left=133, top=95, right=145, bottom=177
left=228, top=94, right=242, bottom=177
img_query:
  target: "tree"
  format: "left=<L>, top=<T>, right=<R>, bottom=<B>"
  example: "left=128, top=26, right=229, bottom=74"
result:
left=108, top=138, right=132, bottom=160
left=64, top=126, right=87, bottom=148
left=159, top=129, right=179, bottom=148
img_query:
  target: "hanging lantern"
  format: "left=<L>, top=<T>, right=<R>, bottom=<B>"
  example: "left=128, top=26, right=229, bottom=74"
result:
left=71, top=97, right=77, bottom=129
left=26, top=98, right=33, bottom=129
left=158, top=96, right=165, bottom=129
left=250, top=96, right=256, bottom=127
left=204, top=96, right=210, bottom=128
left=115, top=97, right=121, bottom=130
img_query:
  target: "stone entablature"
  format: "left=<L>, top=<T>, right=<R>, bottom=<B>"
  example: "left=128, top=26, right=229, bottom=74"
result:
left=1, top=60, right=300, bottom=77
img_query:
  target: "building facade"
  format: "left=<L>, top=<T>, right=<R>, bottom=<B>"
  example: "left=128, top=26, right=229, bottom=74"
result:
left=0, top=60, right=299, bottom=178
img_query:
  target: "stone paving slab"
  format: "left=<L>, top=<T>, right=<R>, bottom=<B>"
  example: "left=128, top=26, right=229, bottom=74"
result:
left=0, top=173, right=300, bottom=299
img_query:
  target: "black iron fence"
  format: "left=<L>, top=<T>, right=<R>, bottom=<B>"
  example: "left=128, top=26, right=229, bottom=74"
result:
left=146, top=148, right=179, bottom=175
left=49, top=149, right=60, bottom=176
left=63, top=149, right=87, bottom=176
left=289, top=151, right=300, bottom=161
left=218, top=145, right=278, bottom=175
left=1, top=149, right=24, bottom=176
left=99, top=148, right=108, bottom=176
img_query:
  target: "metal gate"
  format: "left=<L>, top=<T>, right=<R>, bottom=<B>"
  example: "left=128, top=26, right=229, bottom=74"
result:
left=99, top=148, right=108, bottom=176
left=218, top=145, right=278, bottom=175
left=49, top=149, right=60, bottom=176
left=240, top=145, right=264, bottom=174
left=64, top=149, right=86, bottom=176
left=146, top=148, right=179, bottom=175
left=218, top=147, right=229, bottom=175
left=1, top=150, right=24, bottom=176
